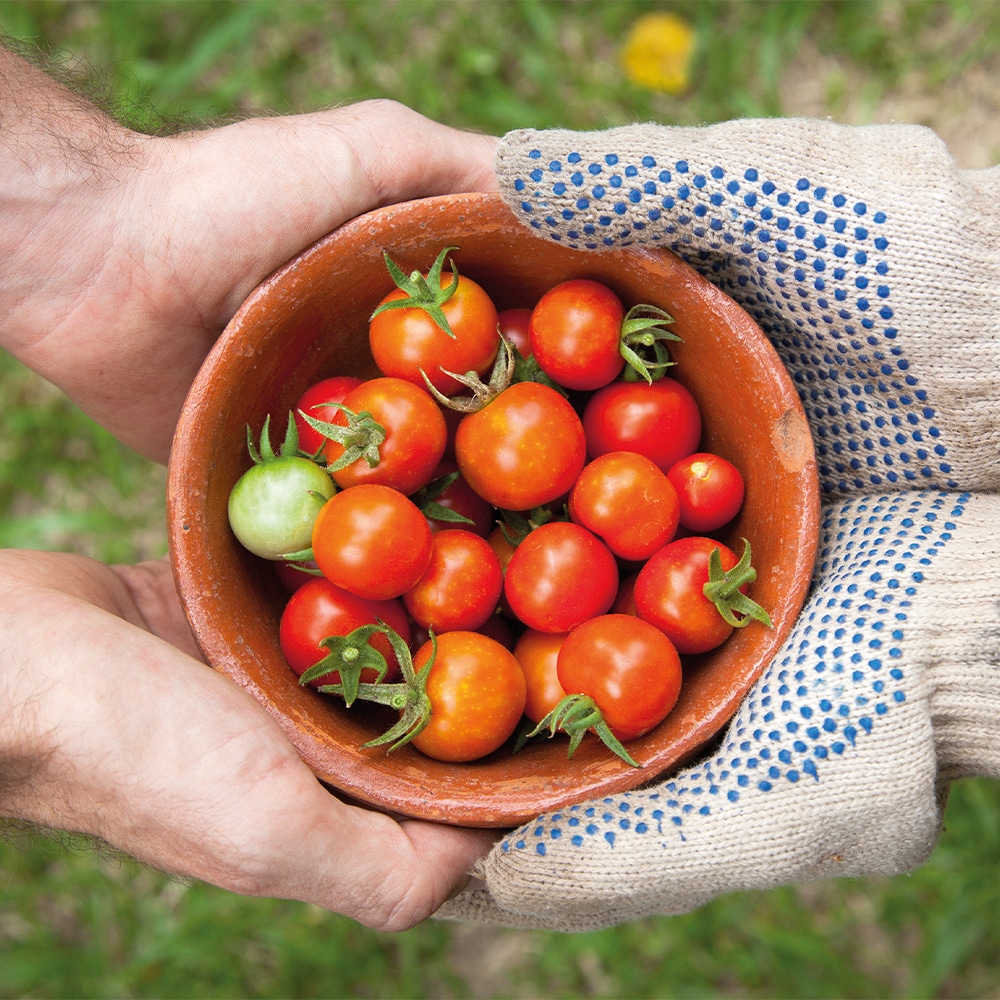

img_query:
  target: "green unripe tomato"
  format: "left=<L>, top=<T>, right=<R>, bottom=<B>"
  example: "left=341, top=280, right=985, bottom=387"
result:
left=228, top=455, right=335, bottom=559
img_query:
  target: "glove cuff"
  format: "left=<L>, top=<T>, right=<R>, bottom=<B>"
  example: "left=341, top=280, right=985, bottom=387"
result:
left=921, top=495, right=1000, bottom=780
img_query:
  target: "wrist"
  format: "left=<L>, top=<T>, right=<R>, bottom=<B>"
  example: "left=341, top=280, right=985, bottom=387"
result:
left=0, top=47, right=156, bottom=365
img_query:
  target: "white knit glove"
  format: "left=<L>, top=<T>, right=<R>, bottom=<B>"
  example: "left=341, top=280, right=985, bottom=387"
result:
left=438, top=119, right=1000, bottom=932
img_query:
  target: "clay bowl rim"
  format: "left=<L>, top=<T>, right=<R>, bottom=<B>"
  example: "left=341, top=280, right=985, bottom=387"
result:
left=167, top=191, right=820, bottom=828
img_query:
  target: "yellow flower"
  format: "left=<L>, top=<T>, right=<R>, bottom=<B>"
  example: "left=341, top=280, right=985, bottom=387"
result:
left=620, top=11, right=696, bottom=94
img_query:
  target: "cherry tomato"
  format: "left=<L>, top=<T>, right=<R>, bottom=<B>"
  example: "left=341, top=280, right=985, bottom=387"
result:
left=528, top=278, right=625, bottom=390
left=403, top=529, right=504, bottom=633
left=513, top=629, right=569, bottom=724
left=476, top=613, right=517, bottom=650
left=557, top=614, right=682, bottom=741
left=323, top=377, right=447, bottom=495
left=455, top=382, right=586, bottom=511
left=582, top=377, right=702, bottom=473
left=504, top=521, right=618, bottom=633
left=634, top=536, right=741, bottom=654
left=497, top=307, right=533, bottom=358
left=568, top=451, right=681, bottom=561
left=279, top=577, right=410, bottom=686
left=274, top=559, right=321, bottom=593
left=311, top=484, right=433, bottom=601
left=613, top=572, right=639, bottom=616
left=293, top=375, right=363, bottom=456
left=369, top=251, right=500, bottom=396
left=228, top=454, right=335, bottom=560
left=409, top=631, right=527, bottom=762
left=668, top=452, right=746, bottom=532
left=417, top=460, right=494, bottom=537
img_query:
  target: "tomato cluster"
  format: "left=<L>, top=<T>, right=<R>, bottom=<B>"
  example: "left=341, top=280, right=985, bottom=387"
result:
left=227, top=248, right=771, bottom=766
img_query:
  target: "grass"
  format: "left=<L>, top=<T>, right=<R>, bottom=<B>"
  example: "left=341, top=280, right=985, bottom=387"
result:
left=1, top=1, right=999, bottom=997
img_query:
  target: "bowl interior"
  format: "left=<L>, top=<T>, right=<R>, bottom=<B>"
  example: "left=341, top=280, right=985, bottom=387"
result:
left=168, top=193, right=819, bottom=828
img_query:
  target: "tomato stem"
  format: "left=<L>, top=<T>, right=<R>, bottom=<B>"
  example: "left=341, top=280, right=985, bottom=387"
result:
left=526, top=693, right=640, bottom=767
left=369, top=246, right=462, bottom=338
left=307, top=621, right=438, bottom=753
left=409, top=471, right=476, bottom=527
left=702, top=538, right=774, bottom=629
left=619, top=303, right=681, bottom=384
left=298, top=404, right=386, bottom=472
left=420, top=335, right=515, bottom=413
left=299, top=624, right=390, bottom=706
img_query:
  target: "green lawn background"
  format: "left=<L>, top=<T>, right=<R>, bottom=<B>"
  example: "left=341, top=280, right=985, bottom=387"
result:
left=1, top=2, right=999, bottom=997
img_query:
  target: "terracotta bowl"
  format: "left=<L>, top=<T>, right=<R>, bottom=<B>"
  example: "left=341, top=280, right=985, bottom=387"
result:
left=167, top=192, right=819, bottom=829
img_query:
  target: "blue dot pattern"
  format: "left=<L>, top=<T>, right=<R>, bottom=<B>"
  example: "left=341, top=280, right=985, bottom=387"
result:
left=511, top=150, right=957, bottom=497
left=499, top=491, right=967, bottom=858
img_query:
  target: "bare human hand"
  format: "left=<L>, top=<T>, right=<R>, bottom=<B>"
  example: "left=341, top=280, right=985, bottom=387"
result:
left=0, top=46, right=498, bottom=463
left=0, top=44, right=498, bottom=929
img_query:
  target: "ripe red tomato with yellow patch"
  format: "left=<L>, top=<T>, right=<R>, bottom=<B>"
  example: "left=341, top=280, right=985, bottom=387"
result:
left=568, top=451, right=681, bottom=561
left=504, top=521, right=618, bottom=633
left=403, top=529, right=504, bottom=633
left=454, top=382, right=586, bottom=511
left=279, top=576, right=410, bottom=686
left=528, top=278, right=625, bottom=390
left=557, top=614, right=682, bottom=741
left=582, top=377, right=702, bottom=473
left=369, top=255, right=500, bottom=396
left=323, top=377, right=447, bottom=495
left=668, top=452, right=745, bottom=532
left=634, top=536, right=741, bottom=654
left=311, top=484, right=432, bottom=601
left=409, top=631, right=527, bottom=762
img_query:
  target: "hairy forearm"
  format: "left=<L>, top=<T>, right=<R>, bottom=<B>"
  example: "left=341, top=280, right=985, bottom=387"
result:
left=0, top=46, right=150, bottom=358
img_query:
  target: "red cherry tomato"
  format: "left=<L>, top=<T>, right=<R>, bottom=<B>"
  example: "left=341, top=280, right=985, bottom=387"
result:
left=293, top=375, right=363, bottom=456
left=568, top=451, right=681, bottom=561
left=409, top=631, right=527, bottom=762
left=613, top=572, right=639, bottom=616
left=311, top=484, right=433, bottom=601
left=504, top=521, right=618, bottom=633
left=528, top=279, right=625, bottom=390
left=454, top=382, right=586, bottom=511
left=667, top=452, right=745, bottom=532
left=634, top=536, right=742, bottom=654
left=582, top=377, right=702, bottom=473
left=369, top=257, right=500, bottom=396
left=279, top=577, right=410, bottom=686
left=403, top=529, right=504, bottom=633
left=497, top=307, right=533, bottom=358
left=513, top=629, right=569, bottom=724
left=557, top=614, right=682, bottom=741
left=323, top=377, right=447, bottom=495
left=418, top=460, right=494, bottom=537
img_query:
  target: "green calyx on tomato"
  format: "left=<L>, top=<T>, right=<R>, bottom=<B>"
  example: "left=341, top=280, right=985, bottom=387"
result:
left=496, top=504, right=565, bottom=547
left=298, top=623, right=390, bottom=706
left=227, top=413, right=336, bottom=561
left=508, top=341, right=569, bottom=396
left=308, top=621, right=436, bottom=752
left=619, top=303, right=682, bottom=384
left=524, top=693, right=639, bottom=767
left=298, top=403, right=385, bottom=474
left=409, top=470, right=476, bottom=528
left=703, top=538, right=774, bottom=629
left=420, top=334, right=515, bottom=413
left=370, top=245, right=462, bottom=339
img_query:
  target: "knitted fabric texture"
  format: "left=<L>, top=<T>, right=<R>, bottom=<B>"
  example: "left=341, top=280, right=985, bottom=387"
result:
left=437, top=120, right=1000, bottom=932
left=496, top=119, right=1000, bottom=497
